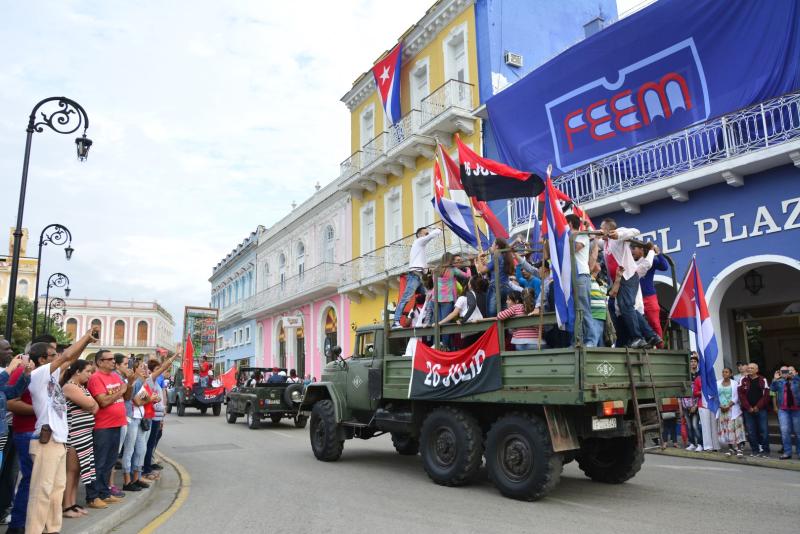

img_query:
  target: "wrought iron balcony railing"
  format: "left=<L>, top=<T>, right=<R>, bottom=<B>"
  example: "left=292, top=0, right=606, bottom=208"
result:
left=243, top=262, right=342, bottom=315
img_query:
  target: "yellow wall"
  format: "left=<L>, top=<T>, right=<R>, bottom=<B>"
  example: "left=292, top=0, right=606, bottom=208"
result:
left=346, top=4, right=482, bottom=336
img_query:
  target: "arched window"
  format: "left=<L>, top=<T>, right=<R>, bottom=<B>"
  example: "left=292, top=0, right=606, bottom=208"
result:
left=323, top=225, right=335, bottom=263
left=137, top=320, right=149, bottom=347
left=279, top=254, right=287, bottom=286
left=263, top=262, right=270, bottom=287
left=113, top=320, right=125, bottom=346
left=66, top=318, right=78, bottom=341
left=18, top=279, right=29, bottom=296
left=91, top=319, right=102, bottom=341
left=296, top=242, right=305, bottom=277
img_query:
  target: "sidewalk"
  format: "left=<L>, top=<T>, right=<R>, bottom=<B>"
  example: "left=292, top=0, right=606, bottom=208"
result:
left=647, top=447, right=800, bottom=472
left=60, top=455, right=176, bottom=534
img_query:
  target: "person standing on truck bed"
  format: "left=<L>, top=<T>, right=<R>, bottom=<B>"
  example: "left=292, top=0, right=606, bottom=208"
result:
left=476, top=237, right=515, bottom=317
left=439, top=275, right=486, bottom=349
left=393, top=227, right=443, bottom=328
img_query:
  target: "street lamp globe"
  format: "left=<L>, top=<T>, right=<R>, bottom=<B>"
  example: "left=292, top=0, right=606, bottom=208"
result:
left=64, top=245, right=74, bottom=260
left=75, top=134, right=93, bottom=161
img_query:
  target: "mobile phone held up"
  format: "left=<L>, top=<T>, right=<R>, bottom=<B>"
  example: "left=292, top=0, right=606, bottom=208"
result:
left=91, top=329, right=100, bottom=340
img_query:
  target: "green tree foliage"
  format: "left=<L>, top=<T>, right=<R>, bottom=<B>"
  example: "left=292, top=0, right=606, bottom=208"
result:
left=0, top=297, right=71, bottom=354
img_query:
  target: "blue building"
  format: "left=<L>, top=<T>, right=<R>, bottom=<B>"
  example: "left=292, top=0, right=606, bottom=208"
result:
left=209, top=226, right=264, bottom=371
left=481, top=0, right=800, bottom=374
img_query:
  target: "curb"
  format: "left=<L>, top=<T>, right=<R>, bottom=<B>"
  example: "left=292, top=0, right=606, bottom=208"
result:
left=646, top=447, right=800, bottom=472
left=137, top=452, right=191, bottom=534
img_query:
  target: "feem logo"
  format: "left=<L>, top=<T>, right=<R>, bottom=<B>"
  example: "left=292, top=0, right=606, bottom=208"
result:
left=546, top=38, right=710, bottom=171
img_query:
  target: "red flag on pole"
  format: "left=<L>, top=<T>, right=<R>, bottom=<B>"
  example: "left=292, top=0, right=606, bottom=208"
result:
left=471, top=198, right=509, bottom=239
left=456, top=135, right=543, bottom=201
left=438, top=144, right=464, bottom=190
left=182, top=334, right=195, bottom=388
left=220, top=367, right=237, bottom=391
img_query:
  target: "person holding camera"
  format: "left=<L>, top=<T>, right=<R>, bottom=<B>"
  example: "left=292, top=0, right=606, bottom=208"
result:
left=771, top=366, right=800, bottom=459
left=23, top=327, right=98, bottom=534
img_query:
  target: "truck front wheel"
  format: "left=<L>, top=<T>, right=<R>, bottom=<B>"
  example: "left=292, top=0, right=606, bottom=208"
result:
left=310, top=400, right=343, bottom=462
left=391, top=433, right=419, bottom=455
left=486, top=413, right=562, bottom=501
left=420, top=407, right=483, bottom=486
left=576, top=436, right=643, bottom=484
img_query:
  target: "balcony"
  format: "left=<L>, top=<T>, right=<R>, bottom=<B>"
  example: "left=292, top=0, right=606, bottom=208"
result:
left=339, top=221, right=477, bottom=300
left=218, top=300, right=244, bottom=324
left=243, top=262, right=342, bottom=318
left=509, top=90, right=800, bottom=231
left=341, top=80, right=476, bottom=198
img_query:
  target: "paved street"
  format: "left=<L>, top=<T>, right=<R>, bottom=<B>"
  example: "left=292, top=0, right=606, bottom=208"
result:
left=131, top=412, right=799, bottom=534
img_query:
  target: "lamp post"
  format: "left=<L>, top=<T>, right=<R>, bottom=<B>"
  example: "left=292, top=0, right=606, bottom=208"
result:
left=46, top=297, right=66, bottom=334
left=4, top=97, right=90, bottom=344
left=42, top=273, right=70, bottom=335
left=31, top=224, right=73, bottom=337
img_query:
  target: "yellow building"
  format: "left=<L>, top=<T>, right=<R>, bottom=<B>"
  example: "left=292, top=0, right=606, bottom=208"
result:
left=338, top=0, right=481, bottom=339
left=0, top=228, right=38, bottom=305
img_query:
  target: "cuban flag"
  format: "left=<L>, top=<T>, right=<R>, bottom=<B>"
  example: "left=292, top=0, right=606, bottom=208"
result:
left=372, top=43, right=402, bottom=125
left=542, top=177, right=574, bottom=332
left=431, top=160, right=477, bottom=247
left=669, top=257, right=719, bottom=412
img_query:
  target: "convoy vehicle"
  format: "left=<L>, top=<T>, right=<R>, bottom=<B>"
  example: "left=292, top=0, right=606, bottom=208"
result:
left=225, top=367, right=307, bottom=429
left=299, top=238, right=691, bottom=501
left=166, top=367, right=225, bottom=416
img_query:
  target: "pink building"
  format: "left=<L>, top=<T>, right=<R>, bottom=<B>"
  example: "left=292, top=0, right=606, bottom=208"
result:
left=242, top=180, right=351, bottom=379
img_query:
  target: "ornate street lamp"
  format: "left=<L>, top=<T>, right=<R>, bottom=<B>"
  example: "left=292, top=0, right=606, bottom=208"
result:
left=31, top=224, right=73, bottom=337
left=4, top=97, right=90, bottom=343
left=45, top=297, right=66, bottom=334
left=42, top=274, right=70, bottom=334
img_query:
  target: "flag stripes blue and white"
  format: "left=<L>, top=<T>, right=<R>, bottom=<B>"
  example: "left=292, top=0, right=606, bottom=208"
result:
left=543, top=179, right=574, bottom=332
left=432, top=196, right=478, bottom=248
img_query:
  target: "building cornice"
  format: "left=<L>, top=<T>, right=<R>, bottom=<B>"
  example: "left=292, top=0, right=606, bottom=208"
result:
left=340, top=0, right=474, bottom=111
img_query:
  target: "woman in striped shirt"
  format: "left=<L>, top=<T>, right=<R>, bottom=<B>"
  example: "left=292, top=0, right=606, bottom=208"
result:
left=496, top=290, right=541, bottom=350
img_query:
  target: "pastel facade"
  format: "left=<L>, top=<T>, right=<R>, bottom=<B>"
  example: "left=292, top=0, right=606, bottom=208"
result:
left=0, top=228, right=38, bottom=304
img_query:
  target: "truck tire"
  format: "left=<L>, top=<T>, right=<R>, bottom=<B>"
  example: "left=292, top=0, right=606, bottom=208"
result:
left=166, top=400, right=173, bottom=414
left=391, top=433, right=420, bottom=455
left=246, top=405, right=261, bottom=430
left=177, top=398, right=185, bottom=417
left=295, top=415, right=308, bottom=429
left=270, top=414, right=282, bottom=425
left=213, top=403, right=221, bottom=416
left=420, top=407, right=483, bottom=486
left=576, top=436, right=643, bottom=484
left=200, top=406, right=208, bottom=415
left=226, top=402, right=238, bottom=424
left=485, top=413, right=563, bottom=501
left=283, top=383, right=304, bottom=406
left=310, top=400, right=343, bottom=462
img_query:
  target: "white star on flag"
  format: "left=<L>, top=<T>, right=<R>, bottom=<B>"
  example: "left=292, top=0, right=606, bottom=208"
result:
left=379, top=65, right=390, bottom=85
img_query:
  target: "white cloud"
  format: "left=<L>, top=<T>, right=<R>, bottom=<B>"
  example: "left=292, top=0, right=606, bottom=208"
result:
left=0, top=0, right=433, bottom=337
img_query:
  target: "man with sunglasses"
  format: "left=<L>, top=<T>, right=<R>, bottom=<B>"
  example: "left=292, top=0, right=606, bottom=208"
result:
left=86, top=348, right=131, bottom=508
left=771, top=366, right=800, bottom=459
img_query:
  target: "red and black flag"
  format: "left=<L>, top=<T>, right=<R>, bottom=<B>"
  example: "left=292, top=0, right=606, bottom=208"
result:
left=456, top=136, right=544, bottom=201
left=409, top=324, right=502, bottom=400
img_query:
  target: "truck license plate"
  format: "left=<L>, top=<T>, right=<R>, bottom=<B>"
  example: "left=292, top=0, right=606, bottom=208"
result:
left=267, top=399, right=280, bottom=405
left=591, top=417, right=617, bottom=431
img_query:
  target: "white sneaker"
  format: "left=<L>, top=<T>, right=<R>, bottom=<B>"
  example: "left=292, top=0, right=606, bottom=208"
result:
left=686, top=444, right=696, bottom=451
left=695, top=445, right=704, bottom=452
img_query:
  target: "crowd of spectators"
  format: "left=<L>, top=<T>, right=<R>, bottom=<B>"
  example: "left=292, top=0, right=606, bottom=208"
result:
left=0, top=328, right=177, bottom=533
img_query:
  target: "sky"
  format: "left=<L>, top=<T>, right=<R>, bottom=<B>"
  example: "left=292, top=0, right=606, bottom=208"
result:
left=1, top=0, right=635, bottom=340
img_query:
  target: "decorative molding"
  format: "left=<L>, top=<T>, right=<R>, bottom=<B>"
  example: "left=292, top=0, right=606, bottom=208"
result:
left=789, top=151, right=800, bottom=168
left=620, top=200, right=640, bottom=214
left=666, top=187, right=689, bottom=202
left=722, top=170, right=744, bottom=187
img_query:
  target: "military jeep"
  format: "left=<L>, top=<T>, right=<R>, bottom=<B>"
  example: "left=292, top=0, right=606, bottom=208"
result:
left=225, top=367, right=307, bottom=429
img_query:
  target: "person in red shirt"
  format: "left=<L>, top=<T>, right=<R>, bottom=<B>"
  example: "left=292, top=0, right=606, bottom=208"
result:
left=199, top=357, right=211, bottom=387
left=86, top=349, right=130, bottom=507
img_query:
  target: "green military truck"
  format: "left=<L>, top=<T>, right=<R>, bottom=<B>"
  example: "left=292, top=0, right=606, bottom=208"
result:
left=226, top=367, right=307, bottom=429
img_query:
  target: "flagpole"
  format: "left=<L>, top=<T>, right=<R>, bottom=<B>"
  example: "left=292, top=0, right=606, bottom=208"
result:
left=526, top=164, right=551, bottom=243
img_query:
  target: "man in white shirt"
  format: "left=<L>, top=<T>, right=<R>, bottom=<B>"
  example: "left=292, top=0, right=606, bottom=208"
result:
left=25, top=328, right=97, bottom=534
left=567, top=215, right=592, bottom=345
left=393, top=227, right=442, bottom=327
left=630, top=242, right=662, bottom=347
left=600, top=218, right=655, bottom=349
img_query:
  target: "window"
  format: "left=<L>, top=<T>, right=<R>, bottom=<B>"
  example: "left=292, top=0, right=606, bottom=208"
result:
left=355, top=331, right=376, bottom=358
left=238, top=328, right=244, bottom=345
left=385, top=186, right=403, bottom=244
left=323, top=225, right=335, bottom=263
left=410, top=59, right=430, bottom=110
left=137, top=320, right=148, bottom=347
left=296, top=241, right=305, bottom=278
left=17, top=279, right=28, bottom=296
left=91, top=318, right=102, bottom=338
left=245, top=326, right=251, bottom=343
left=263, top=262, right=270, bottom=287
left=113, top=320, right=125, bottom=346
left=218, top=336, right=224, bottom=350
left=445, top=25, right=469, bottom=84
left=413, top=171, right=434, bottom=229
left=65, top=318, right=78, bottom=341
left=360, top=105, right=375, bottom=149
left=279, top=253, right=287, bottom=286
left=360, top=202, right=376, bottom=255
left=324, top=308, right=338, bottom=363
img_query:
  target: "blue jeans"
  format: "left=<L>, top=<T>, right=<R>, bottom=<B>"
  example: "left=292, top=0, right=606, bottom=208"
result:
left=777, top=409, right=800, bottom=456
left=122, top=419, right=141, bottom=473
left=685, top=410, right=702, bottom=446
left=616, top=275, right=643, bottom=343
left=574, top=273, right=592, bottom=345
left=486, top=283, right=509, bottom=318
left=514, top=343, right=539, bottom=351
left=395, top=272, right=422, bottom=323
left=662, top=417, right=678, bottom=443
left=9, top=431, right=33, bottom=529
left=143, top=421, right=163, bottom=474
left=89, top=427, right=121, bottom=501
left=438, top=301, right=454, bottom=347
left=743, top=410, right=769, bottom=453
left=585, top=318, right=605, bottom=347
left=0, top=427, right=18, bottom=516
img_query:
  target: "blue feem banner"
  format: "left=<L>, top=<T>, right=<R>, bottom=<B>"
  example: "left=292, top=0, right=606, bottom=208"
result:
left=486, top=0, right=800, bottom=176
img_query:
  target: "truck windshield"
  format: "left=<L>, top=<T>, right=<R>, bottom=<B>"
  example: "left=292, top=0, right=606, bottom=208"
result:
left=356, top=332, right=376, bottom=358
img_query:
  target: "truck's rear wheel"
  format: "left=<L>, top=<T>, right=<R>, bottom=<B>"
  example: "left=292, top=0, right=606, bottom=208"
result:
left=420, top=407, right=483, bottom=486
left=270, top=414, right=282, bottom=425
left=200, top=406, right=208, bottom=415
left=310, top=400, right=343, bottom=462
left=391, top=433, right=419, bottom=455
left=295, top=415, right=308, bottom=429
left=165, top=401, right=173, bottom=414
left=246, top=406, right=261, bottom=430
left=212, top=404, right=221, bottom=416
left=577, top=436, right=643, bottom=484
left=226, top=402, right=238, bottom=424
left=486, top=413, right=562, bottom=501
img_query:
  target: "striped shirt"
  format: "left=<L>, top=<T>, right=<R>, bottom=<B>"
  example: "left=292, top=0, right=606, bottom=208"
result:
left=436, top=268, right=469, bottom=302
left=497, top=303, right=540, bottom=341
left=590, top=278, right=607, bottom=320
